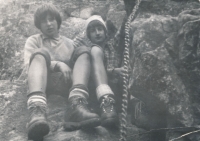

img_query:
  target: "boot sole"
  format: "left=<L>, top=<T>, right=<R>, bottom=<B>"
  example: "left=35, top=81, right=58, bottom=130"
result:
left=27, top=120, right=50, bottom=140
left=64, top=118, right=101, bottom=131
left=80, top=118, right=101, bottom=129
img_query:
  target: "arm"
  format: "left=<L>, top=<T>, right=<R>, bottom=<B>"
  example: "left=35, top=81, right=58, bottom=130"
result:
left=107, top=67, right=124, bottom=76
left=52, top=37, right=74, bottom=83
left=112, top=67, right=124, bottom=76
left=105, top=42, right=122, bottom=77
left=53, top=61, right=72, bottom=83
left=24, top=36, right=39, bottom=66
left=25, top=36, right=56, bottom=72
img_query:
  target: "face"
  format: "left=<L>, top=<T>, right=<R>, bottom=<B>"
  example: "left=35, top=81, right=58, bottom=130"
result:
left=40, top=14, right=59, bottom=38
left=88, top=25, right=106, bottom=46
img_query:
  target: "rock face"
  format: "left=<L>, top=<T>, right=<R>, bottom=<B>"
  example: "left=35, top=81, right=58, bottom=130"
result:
left=1, top=0, right=200, bottom=141
left=128, top=2, right=200, bottom=140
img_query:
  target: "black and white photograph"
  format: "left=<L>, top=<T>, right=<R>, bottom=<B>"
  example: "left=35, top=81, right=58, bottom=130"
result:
left=0, top=0, right=200, bottom=141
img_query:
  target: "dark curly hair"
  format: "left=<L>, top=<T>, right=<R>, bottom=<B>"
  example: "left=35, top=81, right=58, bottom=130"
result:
left=34, top=4, right=62, bottom=30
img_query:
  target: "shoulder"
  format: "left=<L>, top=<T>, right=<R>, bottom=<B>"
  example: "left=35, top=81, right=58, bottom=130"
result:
left=60, top=36, right=74, bottom=51
left=26, top=34, right=41, bottom=44
left=27, top=34, right=41, bottom=40
left=61, top=35, right=73, bottom=45
left=105, top=41, right=115, bottom=51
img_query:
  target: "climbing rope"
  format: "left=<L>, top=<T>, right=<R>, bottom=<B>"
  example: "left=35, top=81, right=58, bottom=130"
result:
left=120, top=0, right=142, bottom=141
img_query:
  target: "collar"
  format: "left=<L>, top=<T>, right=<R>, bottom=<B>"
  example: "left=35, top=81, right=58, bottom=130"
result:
left=41, top=34, right=60, bottom=41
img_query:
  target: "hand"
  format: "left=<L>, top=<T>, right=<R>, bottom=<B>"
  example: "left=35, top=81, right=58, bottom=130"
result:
left=113, top=67, right=124, bottom=76
left=114, top=67, right=131, bottom=77
left=56, top=62, right=72, bottom=83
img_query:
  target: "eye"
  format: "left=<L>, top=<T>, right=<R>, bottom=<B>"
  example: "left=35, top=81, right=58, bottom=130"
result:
left=48, top=17, right=55, bottom=22
left=41, top=19, right=46, bottom=23
left=89, top=28, right=95, bottom=33
left=97, top=26, right=104, bottom=31
left=40, top=17, right=55, bottom=24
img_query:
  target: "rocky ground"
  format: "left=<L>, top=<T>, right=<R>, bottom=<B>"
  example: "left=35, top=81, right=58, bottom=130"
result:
left=1, top=0, right=200, bottom=141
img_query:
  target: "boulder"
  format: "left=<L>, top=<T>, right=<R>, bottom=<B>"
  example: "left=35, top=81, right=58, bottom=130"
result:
left=61, top=17, right=86, bottom=39
left=128, top=6, right=200, bottom=140
left=79, top=7, right=94, bottom=19
left=107, top=9, right=126, bottom=29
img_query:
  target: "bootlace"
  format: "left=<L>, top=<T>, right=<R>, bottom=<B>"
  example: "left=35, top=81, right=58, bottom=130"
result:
left=100, top=96, right=115, bottom=113
left=70, top=97, right=89, bottom=111
left=29, top=105, right=46, bottom=117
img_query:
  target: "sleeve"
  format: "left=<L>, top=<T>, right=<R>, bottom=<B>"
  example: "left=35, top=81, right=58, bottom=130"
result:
left=73, top=33, right=86, bottom=48
left=107, top=67, right=114, bottom=75
left=106, top=59, right=114, bottom=77
left=104, top=44, right=115, bottom=76
left=24, top=36, right=39, bottom=66
left=104, top=48, right=111, bottom=74
left=73, top=32, right=93, bottom=48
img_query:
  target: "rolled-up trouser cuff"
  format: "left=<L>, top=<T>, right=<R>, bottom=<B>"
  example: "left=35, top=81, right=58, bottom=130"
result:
left=96, top=84, right=114, bottom=101
left=68, top=84, right=89, bottom=99
left=71, top=46, right=91, bottom=65
left=29, top=48, right=51, bottom=69
left=27, top=91, right=46, bottom=98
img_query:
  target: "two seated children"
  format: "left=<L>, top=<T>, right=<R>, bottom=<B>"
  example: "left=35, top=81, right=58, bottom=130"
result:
left=24, top=4, right=122, bottom=140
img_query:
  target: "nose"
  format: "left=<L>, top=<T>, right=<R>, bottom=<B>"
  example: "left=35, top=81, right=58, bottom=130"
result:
left=46, top=20, right=52, bottom=26
left=95, top=28, right=100, bottom=34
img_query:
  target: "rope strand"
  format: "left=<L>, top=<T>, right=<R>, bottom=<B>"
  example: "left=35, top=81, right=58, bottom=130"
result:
left=120, top=0, right=142, bottom=141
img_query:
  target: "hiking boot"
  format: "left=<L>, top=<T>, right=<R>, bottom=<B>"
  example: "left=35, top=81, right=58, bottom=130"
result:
left=27, top=106, right=50, bottom=140
left=100, top=95, right=118, bottom=127
left=64, top=96, right=100, bottom=130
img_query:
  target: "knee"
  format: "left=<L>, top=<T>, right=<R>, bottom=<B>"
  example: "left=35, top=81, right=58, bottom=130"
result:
left=29, top=48, right=51, bottom=67
left=72, top=46, right=91, bottom=63
left=32, top=53, right=45, bottom=61
left=78, top=53, right=90, bottom=61
left=91, top=46, right=104, bottom=59
left=32, top=54, right=47, bottom=64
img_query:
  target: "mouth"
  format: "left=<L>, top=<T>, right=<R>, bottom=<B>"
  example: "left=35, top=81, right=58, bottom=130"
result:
left=95, top=36, right=102, bottom=40
left=47, top=28, right=54, bottom=32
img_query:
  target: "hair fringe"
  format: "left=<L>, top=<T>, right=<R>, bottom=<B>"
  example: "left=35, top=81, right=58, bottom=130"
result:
left=34, top=4, right=62, bottom=29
